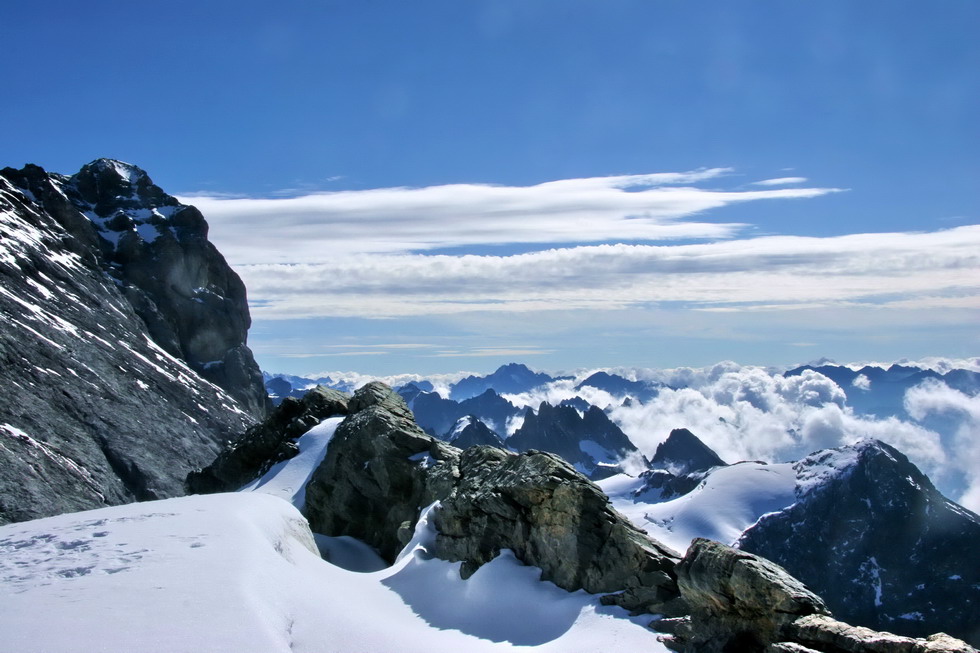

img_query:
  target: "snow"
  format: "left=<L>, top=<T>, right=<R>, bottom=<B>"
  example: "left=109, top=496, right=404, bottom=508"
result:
left=600, top=461, right=798, bottom=552
left=0, top=493, right=669, bottom=653
left=579, top=439, right=617, bottom=464
left=0, top=415, right=669, bottom=652
left=794, top=445, right=861, bottom=497
left=239, top=417, right=343, bottom=510
left=446, top=415, right=473, bottom=442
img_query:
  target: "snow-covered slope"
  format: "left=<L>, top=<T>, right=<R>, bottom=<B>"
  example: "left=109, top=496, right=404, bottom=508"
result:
left=0, top=493, right=669, bottom=653
left=0, top=415, right=670, bottom=652
left=600, top=461, right=798, bottom=552
left=239, top=416, right=344, bottom=510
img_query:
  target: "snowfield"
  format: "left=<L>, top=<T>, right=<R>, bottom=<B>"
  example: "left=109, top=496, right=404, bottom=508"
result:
left=600, top=461, right=798, bottom=552
left=0, top=422, right=670, bottom=653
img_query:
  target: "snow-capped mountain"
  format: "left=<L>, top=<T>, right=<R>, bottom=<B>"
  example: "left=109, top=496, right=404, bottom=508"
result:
left=738, top=440, right=980, bottom=644
left=450, top=362, right=557, bottom=401
left=444, top=415, right=506, bottom=449
left=601, top=432, right=980, bottom=646
left=0, top=160, right=266, bottom=523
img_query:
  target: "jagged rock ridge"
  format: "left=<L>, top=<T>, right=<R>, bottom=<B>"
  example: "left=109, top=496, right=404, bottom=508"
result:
left=3, top=160, right=268, bottom=416
left=507, top=401, right=639, bottom=479
left=187, top=386, right=350, bottom=494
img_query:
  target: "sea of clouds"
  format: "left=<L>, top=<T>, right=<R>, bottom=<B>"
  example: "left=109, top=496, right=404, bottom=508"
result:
left=500, top=359, right=980, bottom=513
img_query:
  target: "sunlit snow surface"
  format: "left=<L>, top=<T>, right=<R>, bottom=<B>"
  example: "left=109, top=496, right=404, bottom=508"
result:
left=0, top=423, right=668, bottom=653
left=599, top=462, right=798, bottom=552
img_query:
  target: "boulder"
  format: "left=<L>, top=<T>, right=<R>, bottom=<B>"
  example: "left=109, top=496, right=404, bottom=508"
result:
left=788, top=614, right=976, bottom=653
left=668, top=538, right=829, bottom=652
left=304, top=382, right=682, bottom=613
left=304, top=382, right=460, bottom=562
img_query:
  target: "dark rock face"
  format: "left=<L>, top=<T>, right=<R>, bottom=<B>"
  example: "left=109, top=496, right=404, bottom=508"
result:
left=0, top=165, right=258, bottom=524
left=304, top=382, right=461, bottom=562
left=737, top=440, right=980, bottom=647
left=449, top=363, right=555, bottom=401
left=3, top=160, right=268, bottom=417
left=507, top=401, right=638, bottom=478
left=443, top=416, right=505, bottom=449
left=652, top=428, right=728, bottom=475
left=187, top=386, right=349, bottom=494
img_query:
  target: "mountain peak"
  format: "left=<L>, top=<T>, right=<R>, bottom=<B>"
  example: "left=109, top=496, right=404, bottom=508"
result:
left=651, top=428, right=727, bottom=475
left=83, top=158, right=147, bottom=183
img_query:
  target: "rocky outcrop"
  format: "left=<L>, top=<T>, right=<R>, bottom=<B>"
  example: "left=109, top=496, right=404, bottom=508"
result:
left=737, top=440, right=980, bottom=646
left=305, top=382, right=682, bottom=612
left=659, top=539, right=976, bottom=653
left=187, top=386, right=349, bottom=494
left=0, top=164, right=258, bottom=524
left=304, top=382, right=461, bottom=561
left=786, top=615, right=977, bottom=653
left=2, top=160, right=268, bottom=417
left=661, top=538, right=829, bottom=651
left=436, top=446, right=682, bottom=613
left=302, top=384, right=974, bottom=653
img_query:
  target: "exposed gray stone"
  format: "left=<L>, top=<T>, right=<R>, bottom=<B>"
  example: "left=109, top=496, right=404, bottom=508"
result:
left=788, top=614, right=977, bottom=653
left=304, top=382, right=682, bottom=613
left=0, top=165, right=258, bottom=524
left=435, top=446, right=682, bottom=613
left=669, top=538, right=829, bottom=652
left=304, top=382, right=460, bottom=562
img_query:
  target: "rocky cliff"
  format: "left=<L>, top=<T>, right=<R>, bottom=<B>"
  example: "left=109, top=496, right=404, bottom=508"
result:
left=0, top=160, right=266, bottom=524
left=2, top=160, right=268, bottom=416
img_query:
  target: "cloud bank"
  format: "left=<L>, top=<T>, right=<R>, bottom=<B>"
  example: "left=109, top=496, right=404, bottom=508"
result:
left=501, top=363, right=978, bottom=511
left=235, top=226, right=980, bottom=319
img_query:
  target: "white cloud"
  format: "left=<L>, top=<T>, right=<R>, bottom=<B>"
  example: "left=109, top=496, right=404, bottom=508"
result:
left=851, top=374, right=871, bottom=391
left=180, top=169, right=840, bottom=263
left=234, top=226, right=980, bottom=319
left=505, top=364, right=951, bottom=496
left=751, top=177, right=808, bottom=186
left=904, top=379, right=980, bottom=512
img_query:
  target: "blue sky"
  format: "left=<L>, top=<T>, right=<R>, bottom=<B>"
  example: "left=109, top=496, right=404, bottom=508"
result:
left=4, top=1, right=978, bottom=375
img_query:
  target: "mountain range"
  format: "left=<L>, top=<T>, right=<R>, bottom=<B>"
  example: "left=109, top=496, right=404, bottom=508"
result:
left=0, top=160, right=976, bottom=652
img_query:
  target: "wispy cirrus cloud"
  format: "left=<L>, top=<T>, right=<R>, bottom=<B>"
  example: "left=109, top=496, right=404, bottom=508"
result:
left=750, top=176, right=808, bottom=186
left=234, top=226, right=980, bottom=319
left=179, top=169, right=840, bottom=263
